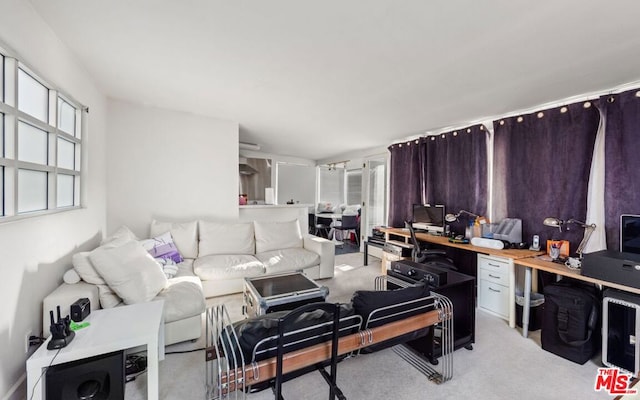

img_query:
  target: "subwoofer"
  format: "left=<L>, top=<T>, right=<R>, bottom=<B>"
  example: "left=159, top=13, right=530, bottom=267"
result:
left=45, top=350, right=124, bottom=400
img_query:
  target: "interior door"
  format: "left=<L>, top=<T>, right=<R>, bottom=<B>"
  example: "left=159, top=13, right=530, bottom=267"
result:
left=361, top=155, right=388, bottom=249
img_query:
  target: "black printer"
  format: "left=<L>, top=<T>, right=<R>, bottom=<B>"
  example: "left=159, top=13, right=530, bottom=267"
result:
left=582, top=250, right=640, bottom=289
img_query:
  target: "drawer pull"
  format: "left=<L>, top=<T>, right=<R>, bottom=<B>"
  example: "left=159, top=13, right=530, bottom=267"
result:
left=489, top=287, right=501, bottom=293
left=488, top=274, right=501, bottom=279
left=488, top=263, right=502, bottom=268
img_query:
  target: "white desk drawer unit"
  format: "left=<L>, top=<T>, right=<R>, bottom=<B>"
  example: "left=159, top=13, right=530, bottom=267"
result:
left=478, top=254, right=513, bottom=320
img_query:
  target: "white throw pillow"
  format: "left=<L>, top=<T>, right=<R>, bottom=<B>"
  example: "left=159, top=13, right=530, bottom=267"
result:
left=343, top=204, right=361, bottom=215
left=317, top=202, right=334, bottom=213
left=63, top=269, right=81, bottom=284
left=100, top=225, right=139, bottom=247
left=150, top=220, right=198, bottom=259
left=89, top=241, right=168, bottom=304
left=199, top=221, right=255, bottom=256
left=254, top=220, right=303, bottom=253
left=72, top=251, right=105, bottom=285
left=72, top=251, right=123, bottom=308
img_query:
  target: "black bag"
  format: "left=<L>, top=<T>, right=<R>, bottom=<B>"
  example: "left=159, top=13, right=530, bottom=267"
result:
left=541, top=280, right=601, bottom=364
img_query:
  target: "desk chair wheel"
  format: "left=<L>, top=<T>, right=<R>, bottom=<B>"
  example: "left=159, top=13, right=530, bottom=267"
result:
left=464, top=344, right=473, bottom=351
left=428, top=357, right=439, bottom=365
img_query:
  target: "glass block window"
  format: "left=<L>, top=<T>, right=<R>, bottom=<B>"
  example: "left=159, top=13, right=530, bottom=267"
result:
left=58, top=97, right=76, bottom=136
left=0, top=54, right=3, bottom=103
left=0, top=166, right=3, bottom=216
left=18, top=169, right=47, bottom=213
left=57, top=138, right=74, bottom=170
left=56, top=174, right=74, bottom=208
left=1, top=112, right=4, bottom=157
left=0, top=49, right=85, bottom=220
left=18, top=121, right=48, bottom=164
left=18, top=68, right=48, bottom=123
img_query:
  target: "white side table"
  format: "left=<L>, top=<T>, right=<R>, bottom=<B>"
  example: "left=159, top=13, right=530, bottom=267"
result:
left=26, top=300, right=165, bottom=400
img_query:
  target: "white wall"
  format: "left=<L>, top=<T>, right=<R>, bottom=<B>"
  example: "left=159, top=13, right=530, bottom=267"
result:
left=276, top=163, right=316, bottom=205
left=0, top=2, right=108, bottom=398
left=106, top=100, right=239, bottom=237
left=316, top=145, right=388, bottom=171
left=240, top=150, right=316, bottom=204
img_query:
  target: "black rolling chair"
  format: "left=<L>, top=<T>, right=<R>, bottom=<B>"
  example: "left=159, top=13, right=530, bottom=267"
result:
left=335, top=214, right=360, bottom=246
left=405, top=222, right=456, bottom=270
left=314, top=215, right=332, bottom=239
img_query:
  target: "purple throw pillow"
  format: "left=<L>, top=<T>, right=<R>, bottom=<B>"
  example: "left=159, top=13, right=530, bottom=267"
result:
left=140, top=231, right=183, bottom=263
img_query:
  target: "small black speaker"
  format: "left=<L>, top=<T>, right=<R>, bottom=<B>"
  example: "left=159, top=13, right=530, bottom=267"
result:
left=45, top=350, right=124, bottom=400
left=70, top=297, right=91, bottom=322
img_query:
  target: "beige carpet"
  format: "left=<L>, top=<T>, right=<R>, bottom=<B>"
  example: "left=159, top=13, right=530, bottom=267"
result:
left=125, top=253, right=610, bottom=399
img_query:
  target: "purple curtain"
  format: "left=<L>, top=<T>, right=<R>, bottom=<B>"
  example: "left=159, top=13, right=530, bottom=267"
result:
left=388, top=139, right=424, bottom=227
left=387, top=125, right=488, bottom=230
left=493, top=102, right=599, bottom=251
left=601, top=89, right=640, bottom=251
left=423, top=125, right=489, bottom=233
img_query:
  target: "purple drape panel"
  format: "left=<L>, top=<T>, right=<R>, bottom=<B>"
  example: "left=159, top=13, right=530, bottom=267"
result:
left=388, top=139, right=424, bottom=227
left=423, top=125, right=489, bottom=233
left=602, top=89, right=640, bottom=251
left=492, top=102, right=599, bottom=251
left=387, top=126, right=488, bottom=231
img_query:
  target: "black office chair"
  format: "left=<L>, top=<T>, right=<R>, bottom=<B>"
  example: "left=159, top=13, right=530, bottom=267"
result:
left=405, top=221, right=457, bottom=270
left=335, top=214, right=360, bottom=246
left=314, top=216, right=332, bottom=239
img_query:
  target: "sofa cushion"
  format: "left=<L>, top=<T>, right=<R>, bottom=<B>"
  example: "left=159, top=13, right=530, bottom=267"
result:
left=199, top=221, right=255, bottom=256
left=89, top=241, right=168, bottom=304
left=254, top=220, right=303, bottom=253
left=72, top=251, right=122, bottom=308
left=255, top=248, right=320, bottom=274
left=173, top=259, right=196, bottom=278
left=194, top=254, right=265, bottom=280
left=150, top=220, right=198, bottom=259
left=153, top=276, right=205, bottom=323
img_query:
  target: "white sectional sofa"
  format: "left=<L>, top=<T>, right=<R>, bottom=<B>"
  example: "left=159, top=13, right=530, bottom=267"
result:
left=193, top=219, right=335, bottom=297
left=42, top=218, right=334, bottom=345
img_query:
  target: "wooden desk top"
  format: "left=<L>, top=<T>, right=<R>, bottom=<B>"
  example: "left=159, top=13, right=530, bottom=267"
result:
left=515, top=256, right=640, bottom=295
left=380, top=227, right=640, bottom=297
left=381, top=227, right=544, bottom=260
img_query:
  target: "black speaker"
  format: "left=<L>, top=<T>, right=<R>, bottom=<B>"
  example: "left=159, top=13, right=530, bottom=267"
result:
left=45, top=350, right=124, bottom=400
left=70, top=297, right=91, bottom=322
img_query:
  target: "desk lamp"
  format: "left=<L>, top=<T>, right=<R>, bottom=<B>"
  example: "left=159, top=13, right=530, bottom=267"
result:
left=444, top=210, right=479, bottom=223
left=445, top=210, right=483, bottom=238
left=543, top=217, right=596, bottom=259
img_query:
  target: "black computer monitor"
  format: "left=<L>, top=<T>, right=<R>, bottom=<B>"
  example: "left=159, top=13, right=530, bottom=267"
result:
left=412, top=204, right=445, bottom=232
left=621, top=214, right=640, bottom=254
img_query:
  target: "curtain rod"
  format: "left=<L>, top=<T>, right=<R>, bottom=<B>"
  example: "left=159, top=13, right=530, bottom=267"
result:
left=390, top=78, right=640, bottom=146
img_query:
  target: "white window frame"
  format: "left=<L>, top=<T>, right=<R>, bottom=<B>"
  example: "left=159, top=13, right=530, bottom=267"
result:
left=0, top=46, right=85, bottom=221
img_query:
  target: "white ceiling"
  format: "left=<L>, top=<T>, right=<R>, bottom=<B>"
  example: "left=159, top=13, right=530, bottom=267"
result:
left=28, top=1, right=640, bottom=160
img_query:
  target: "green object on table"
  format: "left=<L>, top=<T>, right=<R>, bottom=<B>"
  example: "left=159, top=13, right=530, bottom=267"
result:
left=70, top=321, right=90, bottom=331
